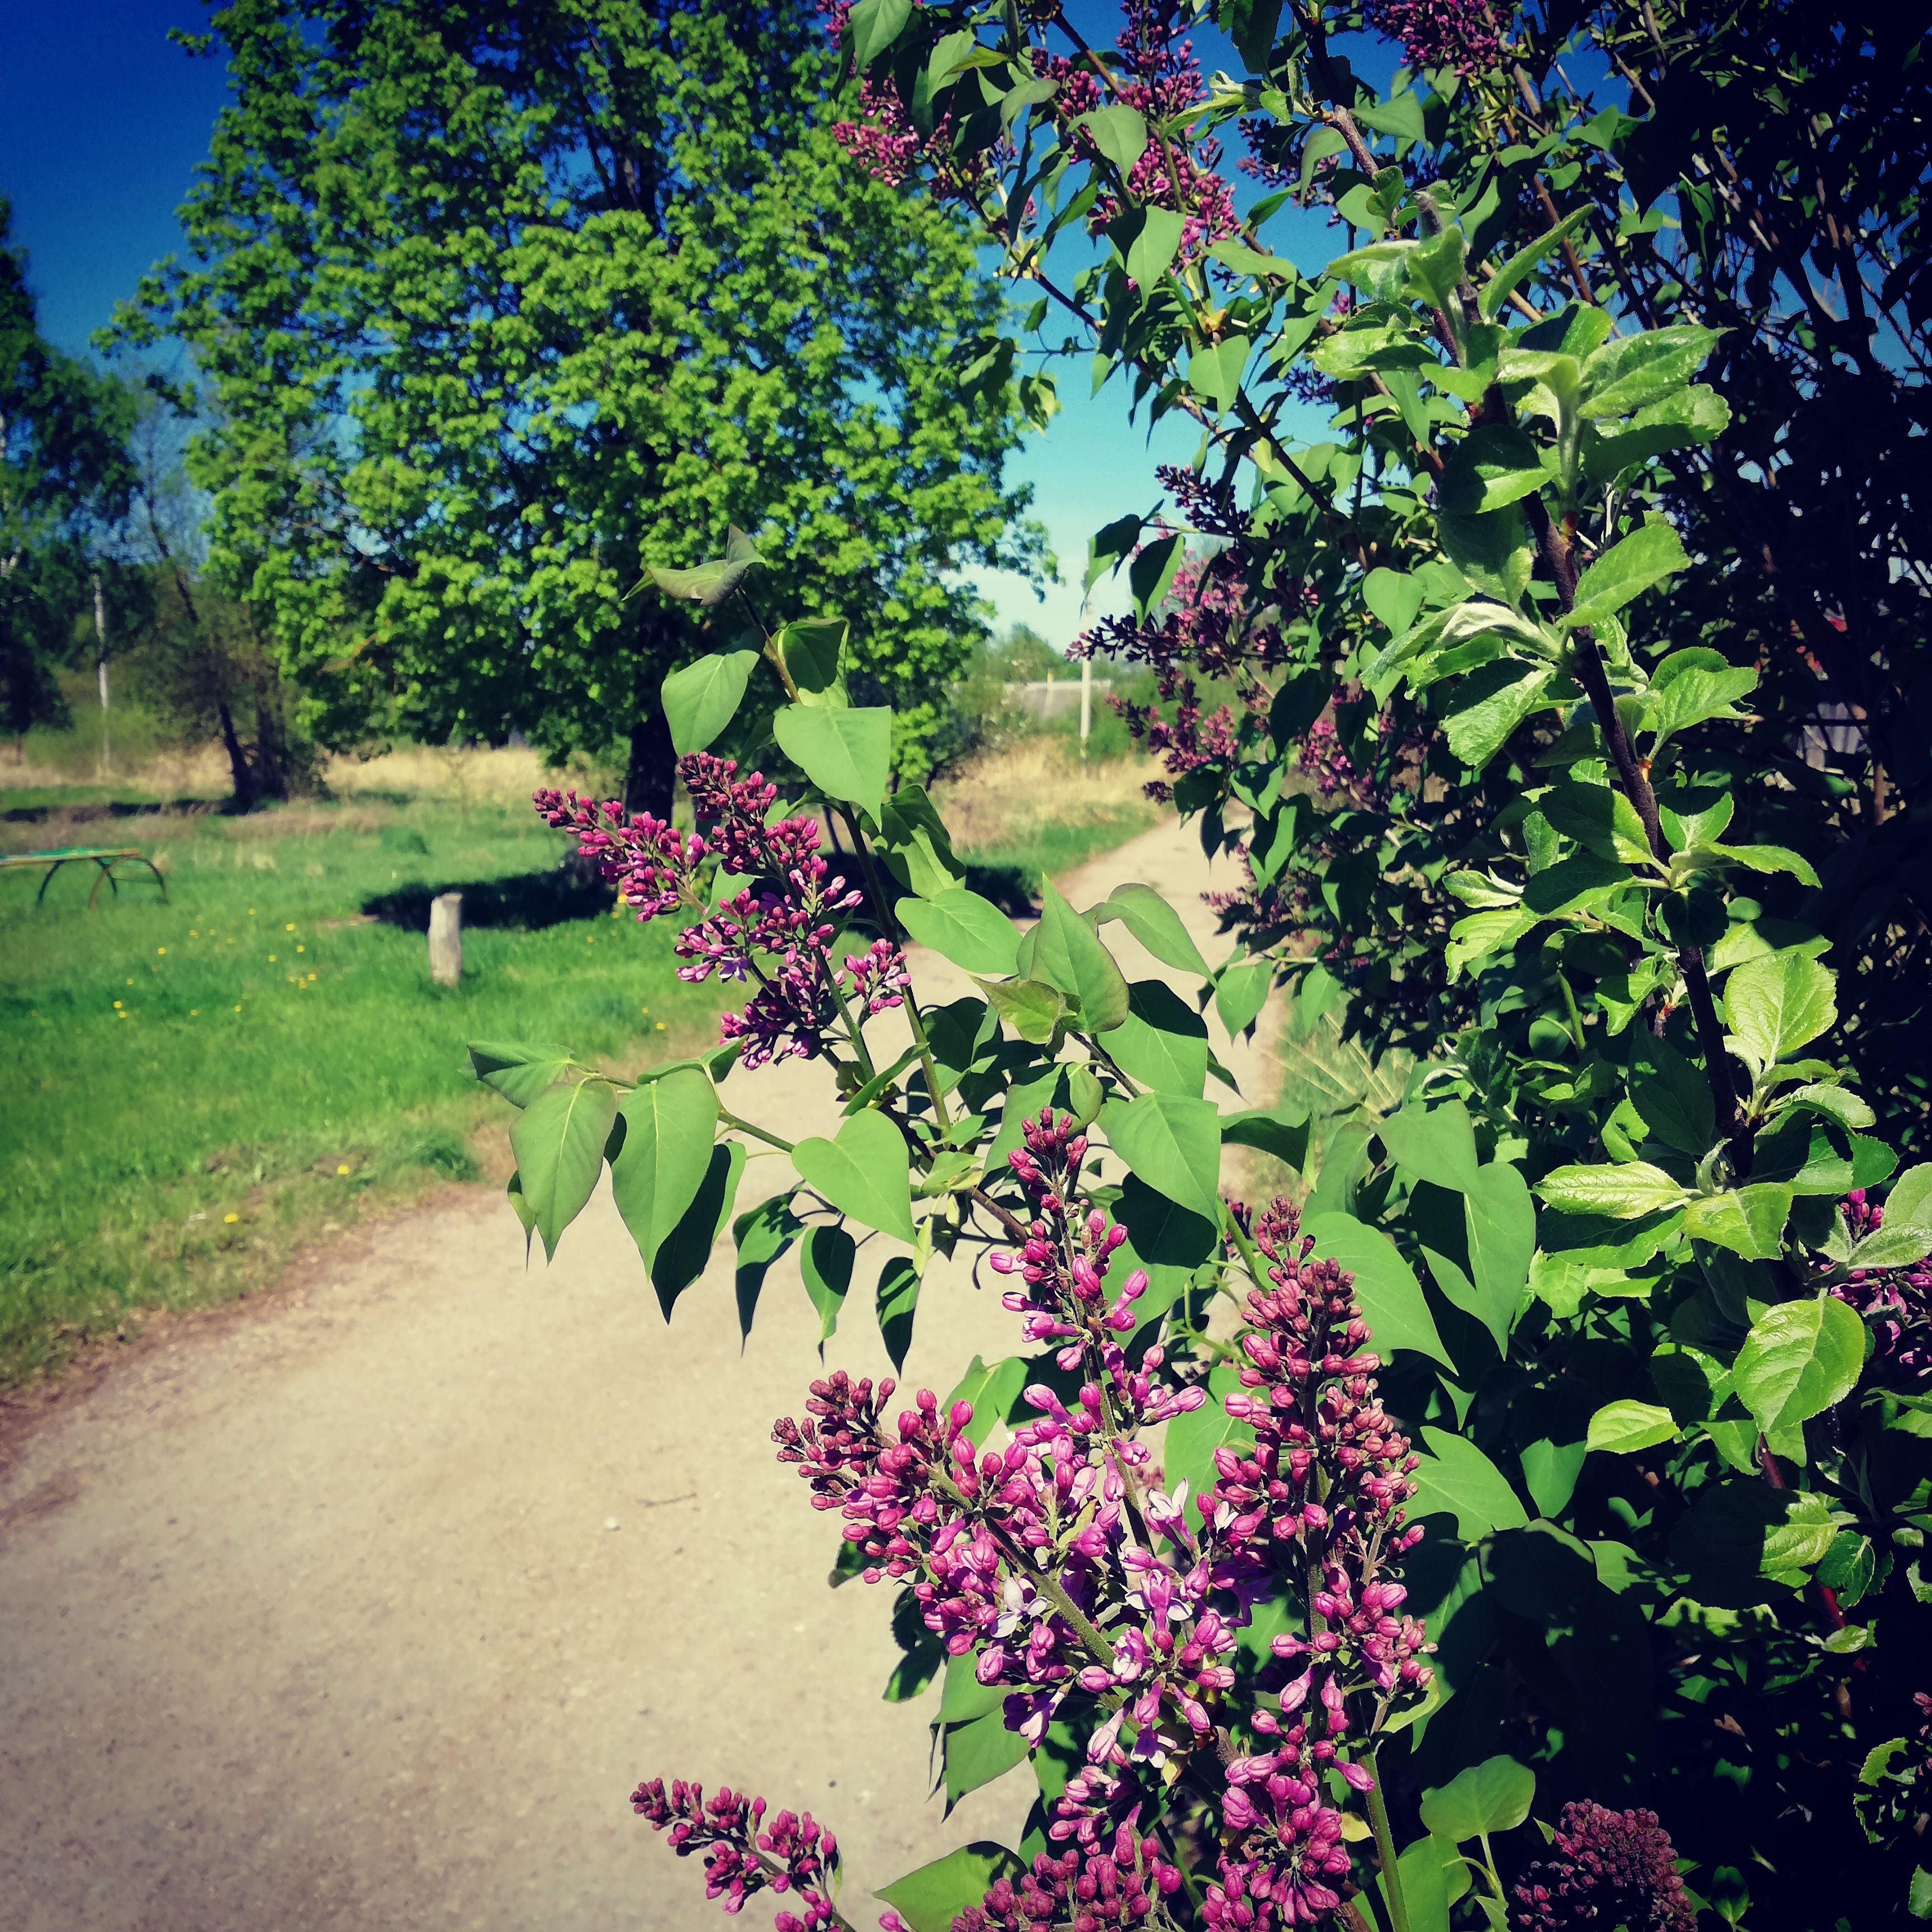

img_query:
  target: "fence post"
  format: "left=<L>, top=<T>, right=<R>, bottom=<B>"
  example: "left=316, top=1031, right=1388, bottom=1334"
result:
left=428, top=891, right=463, bottom=986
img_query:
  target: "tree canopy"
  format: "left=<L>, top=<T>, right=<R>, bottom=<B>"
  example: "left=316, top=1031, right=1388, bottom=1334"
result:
left=120, top=0, right=1049, bottom=807
left=2, top=200, right=135, bottom=743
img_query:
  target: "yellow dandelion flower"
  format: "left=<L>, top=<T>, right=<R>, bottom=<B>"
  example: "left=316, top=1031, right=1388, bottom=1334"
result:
left=190, top=929, right=199, bottom=937
left=337, top=1164, right=351, bottom=1176
left=224, top=1212, right=239, bottom=1224
left=268, top=954, right=277, bottom=962
left=113, top=1000, right=123, bottom=1008
left=285, top=922, right=295, bottom=931
left=126, top=977, right=135, bottom=986
left=296, top=943, right=305, bottom=953
left=654, top=1021, right=666, bottom=1031
left=157, top=946, right=167, bottom=955
left=234, top=1003, right=242, bottom=1011
left=190, top=1009, right=199, bottom=1016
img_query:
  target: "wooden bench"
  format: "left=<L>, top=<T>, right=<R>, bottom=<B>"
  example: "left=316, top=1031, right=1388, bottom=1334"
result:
left=0, top=846, right=169, bottom=909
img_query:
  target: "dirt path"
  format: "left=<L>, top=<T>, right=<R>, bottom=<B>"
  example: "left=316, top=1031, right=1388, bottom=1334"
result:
left=0, top=815, right=1267, bottom=1932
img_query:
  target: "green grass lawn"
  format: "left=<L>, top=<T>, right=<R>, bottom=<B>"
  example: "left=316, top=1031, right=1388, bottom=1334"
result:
left=1, top=793, right=726, bottom=1380
left=1, top=750, right=1167, bottom=1384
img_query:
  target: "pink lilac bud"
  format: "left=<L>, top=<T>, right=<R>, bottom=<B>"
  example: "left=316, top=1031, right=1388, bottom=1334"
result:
left=1511, top=1801, right=1694, bottom=1932
left=951, top=1826, right=1183, bottom=1932
left=1822, top=1188, right=1932, bottom=1381
left=630, top=1778, right=844, bottom=1929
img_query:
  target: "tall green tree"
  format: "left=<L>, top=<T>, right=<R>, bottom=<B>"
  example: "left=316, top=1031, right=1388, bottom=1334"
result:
left=119, top=0, right=1048, bottom=812
left=1, top=200, right=135, bottom=746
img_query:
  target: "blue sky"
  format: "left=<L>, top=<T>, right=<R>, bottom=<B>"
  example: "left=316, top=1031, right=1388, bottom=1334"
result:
left=0, top=1, right=1370, bottom=650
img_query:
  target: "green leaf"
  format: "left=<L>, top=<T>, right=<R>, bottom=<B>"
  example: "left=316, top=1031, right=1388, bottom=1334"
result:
left=505, top=1169, right=537, bottom=1249
left=1363, top=567, right=1426, bottom=635
left=1535, top=1162, right=1687, bottom=1219
left=1438, top=510, right=1535, bottom=607
left=1885, top=1163, right=1932, bottom=1225
left=1446, top=906, right=1536, bottom=981
left=1216, top=956, right=1273, bottom=1039
left=509, top=1077, right=619, bottom=1263
left=845, top=0, right=912, bottom=71
left=792, top=1110, right=915, bottom=1242
left=1645, top=663, right=1758, bottom=744
left=1221, top=1104, right=1311, bottom=1172
left=1536, top=781, right=1652, bottom=864
left=1101, top=1091, right=1224, bottom=1219
left=661, top=648, right=761, bottom=754
left=1117, top=205, right=1185, bottom=287
left=1419, top=1755, right=1537, bottom=1840
left=1443, top=658, right=1555, bottom=767
left=1522, top=853, right=1629, bottom=915
left=1732, top=1296, right=1865, bottom=1435
left=1439, top=425, right=1552, bottom=515
left=646, top=526, right=764, bottom=607
left=608, top=1068, right=719, bottom=1278
left=1465, top=1162, right=1537, bottom=1325
left=1095, top=881, right=1211, bottom=976
left=1671, top=1483, right=1837, bottom=1600
left=1085, top=510, right=1144, bottom=596
left=1521, top=1436, right=1588, bottom=1516
left=1034, top=880, right=1129, bottom=1030
left=1727, top=951, right=1837, bottom=1066
left=1079, top=105, right=1149, bottom=174
left=733, top=1194, right=802, bottom=1341
left=876, top=1255, right=921, bottom=1371
left=877, top=1843, right=1027, bottom=1932
left=773, top=704, right=892, bottom=810
left=1355, top=89, right=1429, bottom=148
left=1701, top=842, right=1821, bottom=890
left=469, top=1040, right=575, bottom=1109
left=1410, top=1428, right=1530, bottom=1541
left=1630, top=1035, right=1716, bottom=1155
left=1579, top=323, right=1722, bottom=419
left=1106, top=980, right=1210, bottom=1096
left=898, top=888, right=1020, bottom=976
left=1586, top=1398, right=1681, bottom=1453
left=1188, top=335, right=1251, bottom=416
left=1300, top=1211, right=1453, bottom=1367
left=1129, top=531, right=1184, bottom=622
left=1561, top=521, right=1688, bottom=632
left=800, top=1223, right=856, bottom=1341
left=647, top=1139, right=743, bottom=1320
left=943, top=1704, right=1031, bottom=1805
left=1583, top=384, right=1731, bottom=484
left=1379, top=1833, right=1452, bottom=1932
left=1911, top=1868, right=1932, bottom=1921
left=880, top=786, right=966, bottom=897
left=1850, top=1219, right=1932, bottom=1271
left=977, top=975, right=1067, bottom=1045
left=1379, top=1098, right=1481, bottom=1191
left=776, top=617, right=848, bottom=704
left=1681, top=1183, right=1793, bottom=1260
left=1481, top=207, right=1591, bottom=318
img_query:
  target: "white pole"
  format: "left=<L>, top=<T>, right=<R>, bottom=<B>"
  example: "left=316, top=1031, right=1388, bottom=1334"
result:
left=1074, top=583, right=1095, bottom=759
left=92, top=572, right=110, bottom=778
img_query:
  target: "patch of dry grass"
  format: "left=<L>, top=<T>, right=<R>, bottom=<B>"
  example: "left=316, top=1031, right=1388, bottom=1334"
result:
left=932, top=741, right=1159, bottom=853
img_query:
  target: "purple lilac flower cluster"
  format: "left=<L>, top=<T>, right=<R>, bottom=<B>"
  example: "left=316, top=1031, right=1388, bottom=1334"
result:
left=1364, top=0, right=1508, bottom=79
left=1510, top=1800, right=1694, bottom=1932
left=1194, top=1200, right=1432, bottom=1930
left=1060, top=1, right=1239, bottom=265
left=535, top=754, right=908, bottom=1069
left=948, top=1822, right=1186, bottom=1932
left=629, top=1780, right=842, bottom=1931
left=1825, top=1189, right=1932, bottom=1381
left=637, top=1133, right=1434, bottom=1932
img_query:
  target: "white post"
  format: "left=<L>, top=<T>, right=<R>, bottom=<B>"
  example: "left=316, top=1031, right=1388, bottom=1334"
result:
left=93, top=572, right=110, bottom=778
left=1074, top=583, right=1095, bottom=759
left=428, top=891, right=463, bottom=986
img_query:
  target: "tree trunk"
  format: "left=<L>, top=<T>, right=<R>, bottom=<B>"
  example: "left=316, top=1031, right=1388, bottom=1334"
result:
left=217, top=700, right=256, bottom=811
left=253, top=693, right=290, bottom=802
left=624, top=703, right=676, bottom=822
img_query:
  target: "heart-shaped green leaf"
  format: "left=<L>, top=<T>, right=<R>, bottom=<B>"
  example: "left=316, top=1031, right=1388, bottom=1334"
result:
left=608, top=1068, right=718, bottom=1275
left=792, top=1109, right=915, bottom=1242
left=509, top=1077, right=619, bottom=1262
left=661, top=648, right=761, bottom=754
left=898, top=888, right=1020, bottom=974
left=773, top=704, right=891, bottom=809
left=1100, top=1091, right=1223, bottom=1220
left=1300, top=1211, right=1453, bottom=1367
